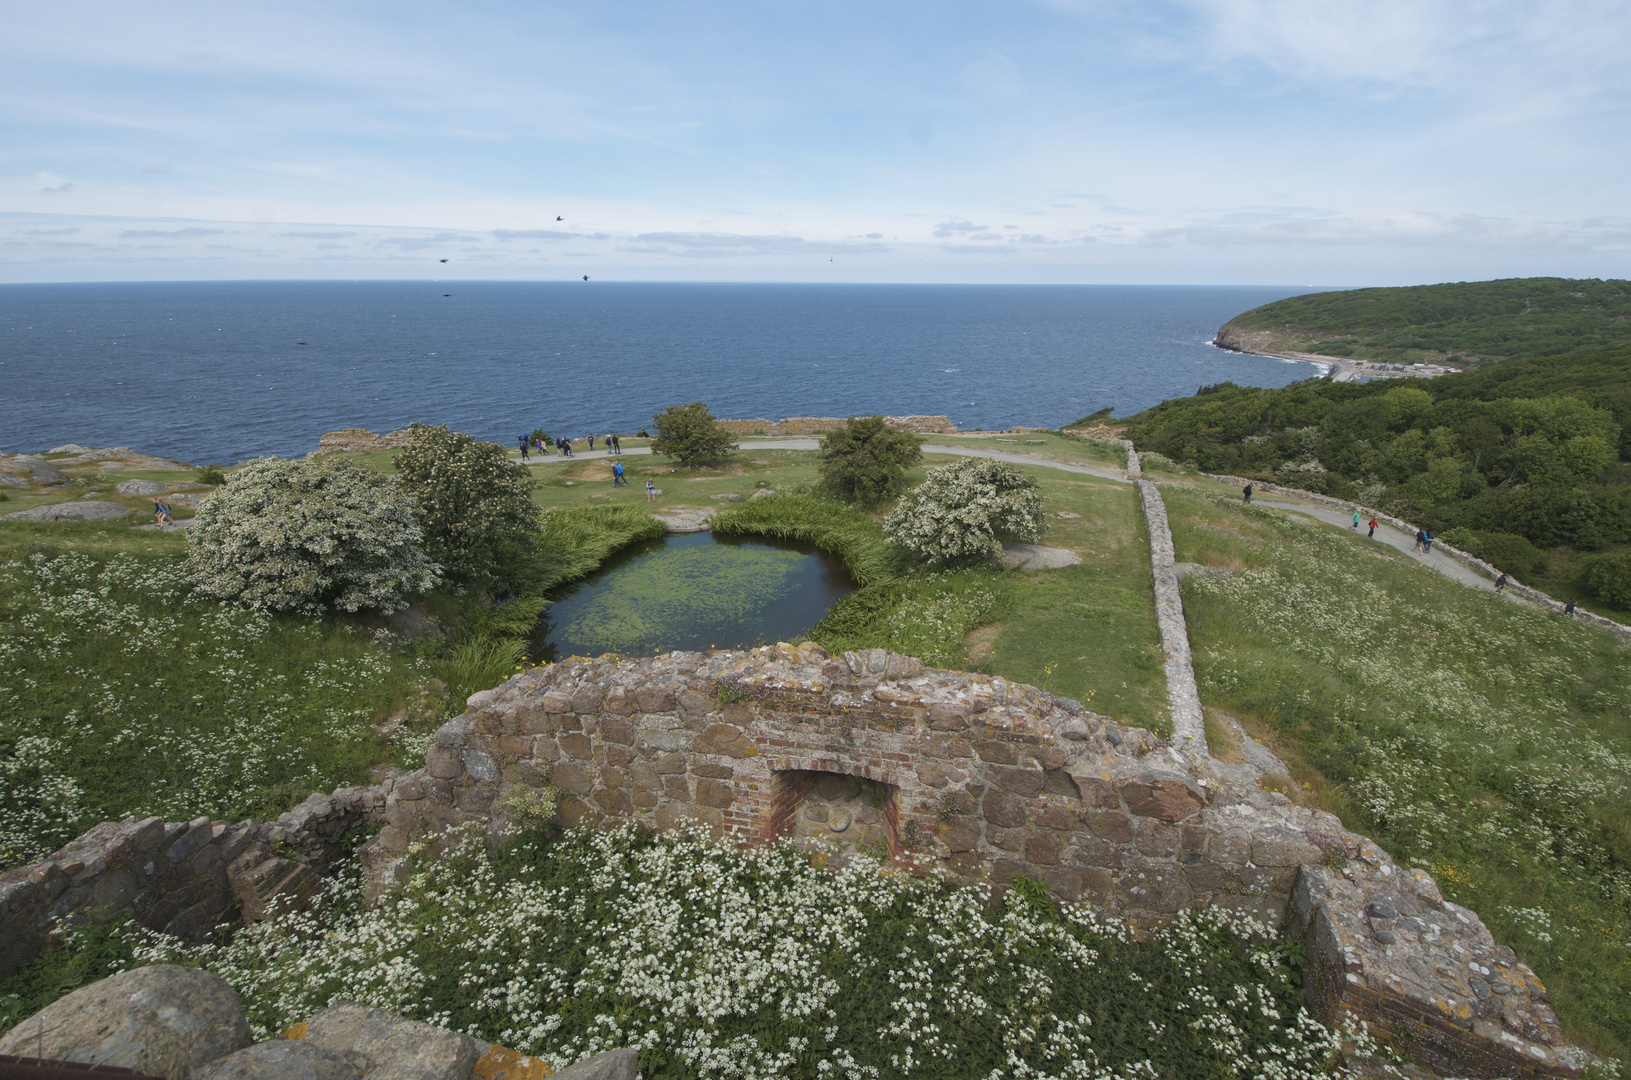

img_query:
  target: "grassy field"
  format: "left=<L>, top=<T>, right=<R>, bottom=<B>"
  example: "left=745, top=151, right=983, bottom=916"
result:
left=920, top=431, right=1127, bottom=470
left=0, top=522, right=426, bottom=870
left=1160, top=473, right=1631, bottom=1064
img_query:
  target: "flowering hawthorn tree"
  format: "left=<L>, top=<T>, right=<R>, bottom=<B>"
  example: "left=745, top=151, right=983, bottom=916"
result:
left=186, top=456, right=439, bottom=613
left=883, top=458, right=1044, bottom=564
left=394, top=423, right=540, bottom=582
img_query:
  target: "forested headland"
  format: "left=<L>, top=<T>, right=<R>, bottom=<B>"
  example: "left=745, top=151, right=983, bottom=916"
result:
left=1214, top=276, right=1631, bottom=364
left=1113, top=279, right=1631, bottom=618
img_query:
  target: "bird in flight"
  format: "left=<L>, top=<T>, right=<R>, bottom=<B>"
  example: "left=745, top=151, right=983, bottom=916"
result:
left=582, top=275, right=590, bottom=281
left=439, top=259, right=448, bottom=263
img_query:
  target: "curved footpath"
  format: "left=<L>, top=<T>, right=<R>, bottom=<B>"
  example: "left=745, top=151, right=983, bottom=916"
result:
left=1257, top=499, right=1496, bottom=591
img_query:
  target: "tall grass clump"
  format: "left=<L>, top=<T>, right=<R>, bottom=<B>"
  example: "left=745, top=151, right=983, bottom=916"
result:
left=0, top=549, right=420, bottom=868
left=1168, top=485, right=1631, bottom=1064
left=126, top=824, right=1349, bottom=1080
left=713, top=494, right=1008, bottom=666
left=712, top=492, right=907, bottom=586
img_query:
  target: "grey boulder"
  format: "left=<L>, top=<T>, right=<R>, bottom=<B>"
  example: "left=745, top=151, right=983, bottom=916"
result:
left=301, top=1002, right=483, bottom=1080
left=117, top=479, right=173, bottom=495
left=195, top=1039, right=362, bottom=1080
left=0, top=965, right=252, bottom=1080
left=555, top=1047, right=641, bottom=1080
left=7, top=455, right=68, bottom=483
left=4, top=501, right=132, bottom=522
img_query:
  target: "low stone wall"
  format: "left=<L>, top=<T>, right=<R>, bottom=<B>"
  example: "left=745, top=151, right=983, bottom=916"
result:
left=308, top=427, right=416, bottom=456
left=0, top=781, right=393, bottom=980
left=1134, top=479, right=1206, bottom=764
left=1202, top=472, right=1631, bottom=644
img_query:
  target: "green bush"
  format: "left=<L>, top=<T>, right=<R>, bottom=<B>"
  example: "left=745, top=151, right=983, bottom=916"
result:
left=817, top=415, right=921, bottom=507
left=1436, top=528, right=1549, bottom=577
left=1580, top=550, right=1631, bottom=607
left=649, top=402, right=737, bottom=466
left=195, top=464, right=227, bottom=485
left=186, top=456, right=439, bottom=614
left=884, top=458, right=1045, bottom=564
left=395, top=424, right=540, bottom=584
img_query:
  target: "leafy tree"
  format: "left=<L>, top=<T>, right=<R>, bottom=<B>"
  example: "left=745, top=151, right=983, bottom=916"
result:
left=818, top=415, right=922, bottom=507
left=649, top=401, right=737, bottom=466
left=187, top=455, right=439, bottom=613
left=1581, top=551, right=1631, bottom=608
left=394, top=423, right=540, bottom=582
left=883, top=458, right=1044, bottom=564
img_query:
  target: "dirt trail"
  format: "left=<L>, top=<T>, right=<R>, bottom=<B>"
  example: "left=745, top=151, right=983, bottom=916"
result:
left=1255, top=499, right=1499, bottom=592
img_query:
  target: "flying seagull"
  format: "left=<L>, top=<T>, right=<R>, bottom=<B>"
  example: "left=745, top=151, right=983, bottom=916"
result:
left=582, top=275, right=589, bottom=281
left=439, top=259, right=448, bottom=263
left=556, top=216, right=564, bottom=221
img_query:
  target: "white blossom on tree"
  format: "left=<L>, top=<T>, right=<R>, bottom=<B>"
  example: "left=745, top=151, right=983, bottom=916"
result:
left=186, top=456, right=440, bottom=614
left=883, top=458, right=1044, bottom=564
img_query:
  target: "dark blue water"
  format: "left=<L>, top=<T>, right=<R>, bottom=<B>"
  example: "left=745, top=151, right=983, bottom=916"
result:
left=0, top=281, right=1319, bottom=463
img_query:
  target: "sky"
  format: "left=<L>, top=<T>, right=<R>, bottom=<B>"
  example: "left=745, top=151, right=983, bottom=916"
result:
left=3, top=0, right=1629, bottom=285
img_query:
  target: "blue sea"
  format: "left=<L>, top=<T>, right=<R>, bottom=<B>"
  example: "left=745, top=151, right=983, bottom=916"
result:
left=0, top=282, right=1320, bottom=464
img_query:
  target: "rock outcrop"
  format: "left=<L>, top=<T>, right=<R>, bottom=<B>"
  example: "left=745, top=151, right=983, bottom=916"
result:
left=3, top=500, right=133, bottom=522
left=308, top=428, right=417, bottom=456
left=0, top=965, right=253, bottom=1079
left=0, top=966, right=633, bottom=1080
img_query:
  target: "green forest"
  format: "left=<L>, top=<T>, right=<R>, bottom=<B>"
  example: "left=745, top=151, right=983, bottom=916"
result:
left=1117, top=331, right=1631, bottom=617
left=1218, top=277, right=1631, bottom=363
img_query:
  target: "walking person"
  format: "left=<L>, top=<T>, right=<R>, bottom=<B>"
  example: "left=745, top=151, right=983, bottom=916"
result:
left=645, top=478, right=656, bottom=502
left=1423, top=530, right=1434, bottom=554
left=153, top=500, right=167, bottom=526
left=518, top=435, right=529, bottom=461
left=1413, top=529, right=1426, bottom=553
left=1367, top=516, right=1378, bottom=538
left=588, top=434, right=596, bottom=451
left=613, top=461, right=626, bottom=487
left=611, top=434, right=621, bottom=454
left=1242, top=483, right=1253, bottom=503
left=1564, top=599, right=1576, bottom=617
left=1495, top=573, right=1507, bottom=593
left=1351, top=510, right=1361, bottom=530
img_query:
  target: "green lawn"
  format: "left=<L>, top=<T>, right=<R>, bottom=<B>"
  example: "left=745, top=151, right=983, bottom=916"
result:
left=1161, top=475, right=1631, bottom=1064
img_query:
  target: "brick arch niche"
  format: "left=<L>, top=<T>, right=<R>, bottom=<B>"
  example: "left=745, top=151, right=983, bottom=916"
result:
left=767, top=768, right=902, bottom=860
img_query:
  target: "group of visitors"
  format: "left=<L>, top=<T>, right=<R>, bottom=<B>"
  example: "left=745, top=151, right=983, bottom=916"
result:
left=517, top=433, right=624, bottom=460
left=1413, top=528, right=1435, bottom=554
left=152, top=500, right=172, bottom=526
left=1350, top=509, right=1378, bottom=537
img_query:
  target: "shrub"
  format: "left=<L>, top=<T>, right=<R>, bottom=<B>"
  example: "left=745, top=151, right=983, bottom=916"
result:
left=1436, top=528, right=1549, bottom=577
left=394, top=423, right=540, bottom=583
left=817, top=415, right=922, bottom=507
left=186, top=456, right=438, bottom=614
left=195, top=464, right=227, bottom=486
left=649, top=402, right=737, bottom=466
left=1580, top=550, right=1631, bottom=607
left=883, top=458, right=1045, bottom=564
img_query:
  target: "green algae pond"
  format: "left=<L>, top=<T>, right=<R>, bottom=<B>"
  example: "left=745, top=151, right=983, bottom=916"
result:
left=531, top=530, right=856, bottom=660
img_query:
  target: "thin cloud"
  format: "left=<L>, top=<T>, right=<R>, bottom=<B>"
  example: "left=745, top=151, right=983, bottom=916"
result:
left=119, top=227, right=226, bottom=239
left=933, top=220, right=989, bottom=238
left=492, top=229, right=579, bottom=241
left=282, top=230, right=355, bottom=239
left=20, top=227, right=80, bottom=236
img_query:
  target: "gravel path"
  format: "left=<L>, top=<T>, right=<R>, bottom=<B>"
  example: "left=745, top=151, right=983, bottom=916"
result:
left=1255, top=499, right=1498, bottom=592
left=520, top=440, right=1131, bottom=483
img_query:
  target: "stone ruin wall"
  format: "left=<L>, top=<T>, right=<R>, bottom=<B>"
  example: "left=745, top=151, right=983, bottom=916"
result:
left=1, top=646, right=1581, bottom=1078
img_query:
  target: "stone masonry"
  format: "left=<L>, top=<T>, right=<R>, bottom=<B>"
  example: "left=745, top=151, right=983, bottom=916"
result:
left=359, top=643, right=1575, bottom=1078
left=3, top=644, right=1579, bottom=1077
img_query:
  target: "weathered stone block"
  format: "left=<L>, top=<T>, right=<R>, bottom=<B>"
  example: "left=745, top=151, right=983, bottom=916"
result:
left=599, top=716, right=635, bottom=745
left=937, top=819, right=980, bottom=853
left=696, top=779, right=735, bottom=808
left=425, top=745, right=463, bottom=780
left=655, top=751, right=688, bottom=774
left=695, top=722, right=757, bottom=758
left=927, top=703, right=968, bottom=731
left=988, top=766, right=1044, bottom=797
left=596, top=788, right=634, bottom=816
left=678, top=690, right=712, bottom=717
left=1025, top=831, right=1061, bottom=866
left=987, top=826, right=1025, bottom=852
left=551, top=763, right=593, bottom=794
left=636, top=686, right=676, bottom=712
left=663, top=775, right=691, bottom=801
left=571, top=686, right=604, bottom=714
left=1084, top=809, right=1133, bottom=843
left=973, top=740, right=1019, bottom=765
left=1118, top=776, right=1206, bottom=822
left=1118, top=860, right=1191, bottom=913
left=982, top=789, right=1028, bottom=828
left=558, top=733, right=593, bottom=760
left=540, top=691, right=572, bottom=713
left=1251, top=827, right=1323, bottom=867
left=694, top=763, right=734, bottom=779
left=601, top=686, right=634, bottom=715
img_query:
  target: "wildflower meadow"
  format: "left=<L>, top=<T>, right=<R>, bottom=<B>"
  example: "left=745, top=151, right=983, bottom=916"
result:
left=0, top=550, right=421, bottom=867
left=1167, top=483, right=1631, bottom=1063
left=132, top=825, right=1354, bottom=1080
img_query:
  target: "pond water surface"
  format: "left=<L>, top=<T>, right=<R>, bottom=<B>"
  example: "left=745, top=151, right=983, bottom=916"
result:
left=531, top=531, right=856, bottom=661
